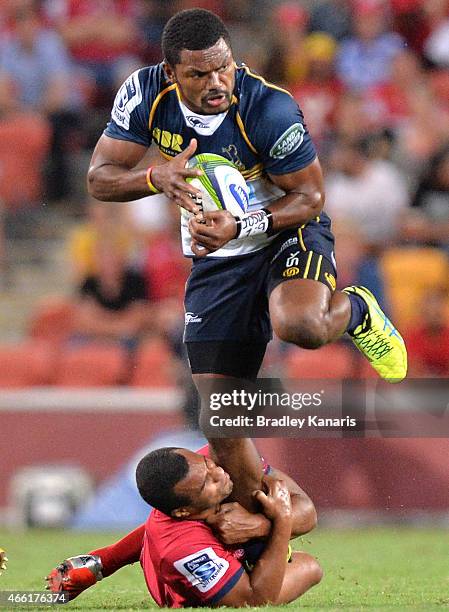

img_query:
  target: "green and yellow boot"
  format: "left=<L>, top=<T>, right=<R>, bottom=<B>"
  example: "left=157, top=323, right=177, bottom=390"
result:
left=343, top=286, right=407, bottom=383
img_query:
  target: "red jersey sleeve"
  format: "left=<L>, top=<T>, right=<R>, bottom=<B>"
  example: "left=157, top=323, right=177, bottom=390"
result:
left=161, top=521, right=244, bottom=606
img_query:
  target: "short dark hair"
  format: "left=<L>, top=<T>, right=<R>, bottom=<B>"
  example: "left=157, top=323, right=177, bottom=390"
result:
left=136, top=447, right=190, bottom=516
left=162, top=9, right=231, bottom=66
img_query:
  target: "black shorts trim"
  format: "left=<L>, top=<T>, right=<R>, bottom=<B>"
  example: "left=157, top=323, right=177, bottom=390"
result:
left=186, top=341, right=267, bottom=380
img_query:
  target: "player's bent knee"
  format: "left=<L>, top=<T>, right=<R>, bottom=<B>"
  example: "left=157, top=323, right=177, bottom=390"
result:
left=297, top=553, right=323, bottom=586
left=309, top=557, right=324, bottom=585
left=272, top=310, right=328, bottom=349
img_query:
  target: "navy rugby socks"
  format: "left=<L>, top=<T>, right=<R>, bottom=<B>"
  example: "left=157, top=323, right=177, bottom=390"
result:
left=346, top=293, right=369, bottom=335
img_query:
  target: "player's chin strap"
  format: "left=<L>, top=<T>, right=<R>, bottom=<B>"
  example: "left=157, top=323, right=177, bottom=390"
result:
left=233, top=208, right=274, bottom=239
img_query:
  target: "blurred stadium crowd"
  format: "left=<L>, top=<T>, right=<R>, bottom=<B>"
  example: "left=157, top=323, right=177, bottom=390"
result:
left=1, top=0, right=449, bottom=407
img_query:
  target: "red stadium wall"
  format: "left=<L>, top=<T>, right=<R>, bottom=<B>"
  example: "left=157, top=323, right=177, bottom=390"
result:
left=257, top=438, right=449, bottom=512
left=1, top=396, right=449, bottom=515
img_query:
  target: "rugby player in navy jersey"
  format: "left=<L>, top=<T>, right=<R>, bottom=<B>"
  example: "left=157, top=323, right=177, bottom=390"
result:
left=87, top=8, right=407, bottom=508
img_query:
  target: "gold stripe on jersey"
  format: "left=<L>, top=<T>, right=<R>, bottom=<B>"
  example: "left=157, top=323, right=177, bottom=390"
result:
left=148, top=83, right=177, bottom=131
left=242, top=163, right=264, bottom=180
left=237, top=65, right=293, bottom=98
left=303, top=250, right=313, bottom=279
left=236, top=111, right=258, bottom=155
left=298, top=225, right=307, bottom=252
left=314, top=254, right=323, bottom=281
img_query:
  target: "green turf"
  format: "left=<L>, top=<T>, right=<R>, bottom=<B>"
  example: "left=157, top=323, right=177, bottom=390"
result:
left=0, top=527, right=447, bottom=610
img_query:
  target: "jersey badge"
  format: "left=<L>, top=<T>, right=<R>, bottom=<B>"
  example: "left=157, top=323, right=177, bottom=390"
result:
left=111, top=71, right=142, bottom=131
left=174, top=547, right=230, bottom=593
left=269, top=123, right=305, bottom=159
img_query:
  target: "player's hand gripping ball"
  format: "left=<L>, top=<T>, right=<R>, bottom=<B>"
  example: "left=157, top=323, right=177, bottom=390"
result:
left=183, top=153, right=250, bottom=220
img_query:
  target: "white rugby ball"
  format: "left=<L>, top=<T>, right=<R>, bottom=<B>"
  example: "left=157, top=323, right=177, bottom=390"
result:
left=183, top=153, right=249, bottom=218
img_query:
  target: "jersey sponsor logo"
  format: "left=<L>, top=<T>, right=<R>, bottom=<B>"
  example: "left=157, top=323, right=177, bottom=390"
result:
left=112, top=71, right=142, bottom=130
left=174, top=547, right=230, bottom=593
left=152, top=127, right=183, bottom=154
left=186, top=116, right=210, bottom=129
left=286, top=251, right=300, bottom=267
left=185, top=312, right=202, bottom=325
left=283, top=266, right=300, bottom=277
left=269, top=123, right=305, bottom=159
left=271, top=236, right=298, bottom=263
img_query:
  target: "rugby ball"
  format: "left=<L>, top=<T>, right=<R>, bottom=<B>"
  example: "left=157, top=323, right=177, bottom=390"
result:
left=184, top=153, right=249, bottom=218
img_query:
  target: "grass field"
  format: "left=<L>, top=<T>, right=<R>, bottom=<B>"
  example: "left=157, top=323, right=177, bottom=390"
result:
left=0, top=527, right=447, bottom=610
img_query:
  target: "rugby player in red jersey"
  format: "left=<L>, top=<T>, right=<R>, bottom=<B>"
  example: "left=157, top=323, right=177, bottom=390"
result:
left=46, top=441, right=322, bottom=607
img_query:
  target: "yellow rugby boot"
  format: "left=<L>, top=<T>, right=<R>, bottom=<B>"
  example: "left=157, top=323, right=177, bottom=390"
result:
left=343, top=286, right=407, bottom=382
left=0, top=548, right=8, bottom=574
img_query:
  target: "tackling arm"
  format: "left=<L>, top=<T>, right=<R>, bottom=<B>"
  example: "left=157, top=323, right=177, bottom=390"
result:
left=206, top=466, right=317, bottom=544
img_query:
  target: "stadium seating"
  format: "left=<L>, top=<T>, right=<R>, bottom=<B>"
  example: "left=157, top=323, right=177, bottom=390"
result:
left=284, top=342, right=355, bottom=379
left=28, top=297, right=75, bottom=346
left=130, top=338, right=178, bottom=387
left=0, top=341, right=57, bottom=387
left=381, top=247, right=449, bottom=329
left=54, top=343, right=128, bottom=387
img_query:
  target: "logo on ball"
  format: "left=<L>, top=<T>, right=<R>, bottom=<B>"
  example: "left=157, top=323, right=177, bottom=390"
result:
left=229, top=183, right=249, bottom=211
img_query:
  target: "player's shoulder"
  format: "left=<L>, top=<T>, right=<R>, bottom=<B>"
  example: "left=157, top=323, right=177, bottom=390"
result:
left=129, top=63, right=171, bottom=98
left=109, top=63, right=171, bottom=135
left=235, top=64, right=295, bottom=111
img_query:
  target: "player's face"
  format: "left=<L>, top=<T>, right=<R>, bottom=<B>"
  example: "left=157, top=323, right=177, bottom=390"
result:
left=174, top=450, right=233, bottom=514
left=165, top=38, right=235, bottom=115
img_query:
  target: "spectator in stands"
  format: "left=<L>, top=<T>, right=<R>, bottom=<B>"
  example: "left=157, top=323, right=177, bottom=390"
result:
left=309, top=0, right=352, bottom=41
left=264, top=2, right=309, bottom=87
left=291, top=32, right=342, bottom=153
left=68, top=198, right=134, bottom=284
left=391, top=0, right=429, bottom=55
left=405, top=288, right=449, bottom=376
left=71, top=235, right=149, bottom=352
left=325, top=135, right=408, bottom=304
left=366, top=49, right=427, bottom=130
left=0, top=78, right=50, bottom=218
left=404, top=143, right=449, bottom=247
left=332, top=91, right=374, bottom=149
left=0, top=3, right=82, bottom=201
left=325, top=136, right=409, bottom=248
left=43, top=0, right=143, bottom=108
left=141, top=203, right=190, bottom=357
left=336, top=0, right=405, bottom=91
left=423, top=0, right=449, bottom=68
left=380, top=51, right=449, bottom=178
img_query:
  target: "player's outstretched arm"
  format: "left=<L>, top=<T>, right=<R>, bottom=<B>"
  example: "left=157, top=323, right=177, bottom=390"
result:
left=87, top=135, right=203, bottom=214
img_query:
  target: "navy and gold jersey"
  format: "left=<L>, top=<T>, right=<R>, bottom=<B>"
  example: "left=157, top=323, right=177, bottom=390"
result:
left=105, top=63, right=317, bottom=257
